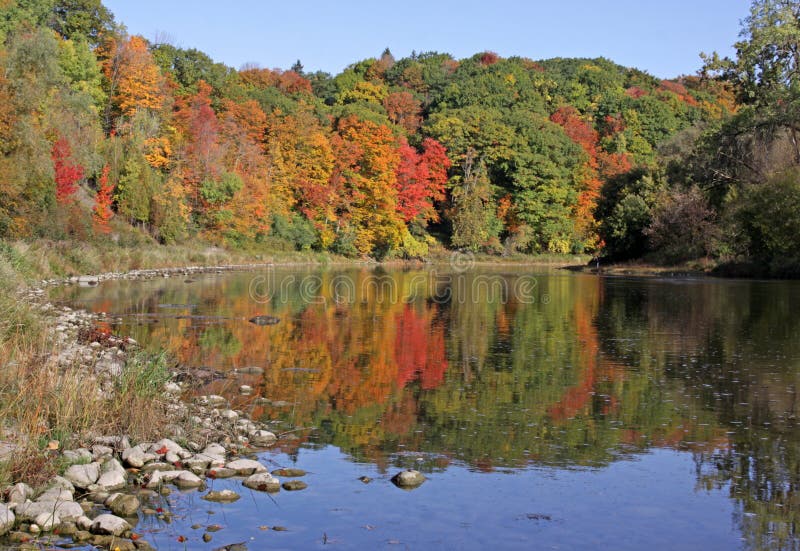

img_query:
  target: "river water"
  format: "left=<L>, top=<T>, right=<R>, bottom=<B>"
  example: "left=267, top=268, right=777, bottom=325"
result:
left=53, top=265, right=800, bottom=550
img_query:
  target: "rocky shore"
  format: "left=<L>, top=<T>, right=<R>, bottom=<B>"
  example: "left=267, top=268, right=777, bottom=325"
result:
left=0, top=267, right=301, bottom=550
left=0, top=263, right=426, bottom=550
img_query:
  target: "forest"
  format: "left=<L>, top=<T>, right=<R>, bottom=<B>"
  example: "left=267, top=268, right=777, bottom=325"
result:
left=1, top=0, right=798, bottom=275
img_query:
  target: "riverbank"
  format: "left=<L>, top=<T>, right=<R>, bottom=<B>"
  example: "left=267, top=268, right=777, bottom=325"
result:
left=5, top=238, right=583, bottom=549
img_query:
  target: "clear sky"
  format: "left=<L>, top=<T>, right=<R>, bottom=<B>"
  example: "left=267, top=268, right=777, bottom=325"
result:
left=103, top=0, right=751, bottom=78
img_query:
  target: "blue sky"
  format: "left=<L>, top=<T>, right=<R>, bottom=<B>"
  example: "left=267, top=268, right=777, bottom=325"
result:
left=103, top=0, right=751, bottom=78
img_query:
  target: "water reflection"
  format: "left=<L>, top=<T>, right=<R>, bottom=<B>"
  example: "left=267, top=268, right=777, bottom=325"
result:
left=54, top=268, right=800, bottom=548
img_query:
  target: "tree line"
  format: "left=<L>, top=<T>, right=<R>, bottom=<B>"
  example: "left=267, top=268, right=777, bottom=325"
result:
left=1, top=0, right=797, bottom=273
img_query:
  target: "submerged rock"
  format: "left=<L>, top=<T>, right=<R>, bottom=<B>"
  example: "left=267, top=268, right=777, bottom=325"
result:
left=248, top=429, right=277, bottom=447
left=272, top=468, right=306, bottom=477
left=202, top=489, right=241, bottom=503
left=248, top=315, right=280, bottom=326
left=391, top=469, right=426, bottom=489
left=281, top=480, right=307, bottom=491
left=106, top=494, right=140, bottom=517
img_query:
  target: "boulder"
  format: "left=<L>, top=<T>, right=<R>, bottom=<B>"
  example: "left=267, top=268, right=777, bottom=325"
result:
left=34, top=511, right=59, bottom=531
left=15, top=500, right=84, bottom=522
left=226, top=459, right=267, bottom=475
left=391, top=469, right=426, bottom=489
left=64, top=462, right=100, bottom=489
left=5, top=483, right=33, bottom=506
left=242, top=472, right=280, bottom=492
left=96, top=458, right=127, bottom=490
left=107, top=494, right=140, bottom=517
left=248, top=430, right=277, bottom=447
left=90, top=513, right=131, bottom=536
left=0, top=504, right=14, bottom=536
left=202, top=489, right=241, bottom=503
left=122, top=444, right=157, bottom=468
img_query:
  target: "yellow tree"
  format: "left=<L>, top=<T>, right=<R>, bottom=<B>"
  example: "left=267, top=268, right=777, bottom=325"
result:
left=330, top=115, right=404, bottom=256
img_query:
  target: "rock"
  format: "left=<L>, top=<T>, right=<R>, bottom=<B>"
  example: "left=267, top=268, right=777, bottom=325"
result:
left=96, top=459, right=127, bottom=490
left=76, top=515, right=93, bottom=530
left=107, top=494, right=140, bottom=517
left=174, top=471, right=205, bottom=489
left=64, top=462, right=100, bottom=489
left=213, top=542, right=248, bottom=551
left=91, top=444, right=114, bottom=460
left=248, top=430, right=277, bottom=447
left=239, top=385, right=253, bottom=394
left=73, top=529, right=92, bottom=541
left=0, top=504, right=15, bottom=536
left=202, top=490, right=241, bottom=503
left=62, top=449, right=92, bottom=464
left=358, top=476, right=372, bottom=484
left=218, top=409, right=239, bottom=420
left=203, top=532, right=213, bottom=542
left=203, top=443, right=227, bottom=456
left=237, top=367, right=264, bottom=375
left=391, top=469, right=426, bottom=489
left=45, top=476, right=75, bottom=493
left=122, top=445, right=157, bottom=468
left=5, top=483, right=33, bottom=505
left=150, top=438, right=183, bottom=455
left=248, top=315, right=280, bottom=326
left=207, top=467, right=236, bottom=479
left=165, top=451, right=181, bottom=464
left=281, top=481, right=307, bottom=491
left=242, top=472, right=280, bottom=492
left=93, top=435, right=131, bottom=451
left=92, top=534, right=136, bottom=550
left=141, top=462, right=174, bottom=473
left=15, top=500, right=84, bottom=522
left=226, top=459, right=267, bottom=475
left=34, top=511, right=59, bottom=531
left=90, top=513, right=131, bottom=536
left=272, top=468, right=306, bottom=477
left=164, top=382, right=182, bottom=394
left=55, top=521, right=77, bottom=536
left=36, top=487, right=73, bottom=503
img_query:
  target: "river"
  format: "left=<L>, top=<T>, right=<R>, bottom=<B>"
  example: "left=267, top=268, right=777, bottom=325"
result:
left=53, top=264, right=800, bottom=550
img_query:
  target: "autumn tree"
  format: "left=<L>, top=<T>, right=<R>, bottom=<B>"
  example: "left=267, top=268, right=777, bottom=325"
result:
left=52, top=136, right=84, bottom=204
left=92, top=163, right=113, bottom=233
left=329, top=115, right=404, bottom=257
left=395, top=137, right=450, bottom=225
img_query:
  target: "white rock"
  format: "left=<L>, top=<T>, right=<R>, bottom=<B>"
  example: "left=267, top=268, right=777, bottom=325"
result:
left=64, top=462, right=100, bottom=489
left=165, top=451, right=181, bottom=464
left=150, top=438, right=183, bottom=455
left=91, top=444, right=114, bottom=460
left=5, top=482, right=33, bottom=506
left=96, top=469, right=126, bottom=491
left=62, top=448, right=93, bottom=464
left=34, top=511, right=60, bottom=531
left=219, top=409, right=239, bottom=420
left=36, top=487, right=73, bottom=503
left=15, top=500, right=84, bottom=522
left=0, top=504, right=14, bottom=536
left=174, top=471, right=204, bottom=489
left=90, top=513, right=131, bottom=536
left=122, top=444, right=157, bottom=468
left=249, top=429, right=277, bottom=447
left=46, top=476, right=76, bottom=493
left=226, top=459, right=267, bottom=475
left=76, top=515, right=93, bottom=530
left=242, top=472, right=280, bottom=492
